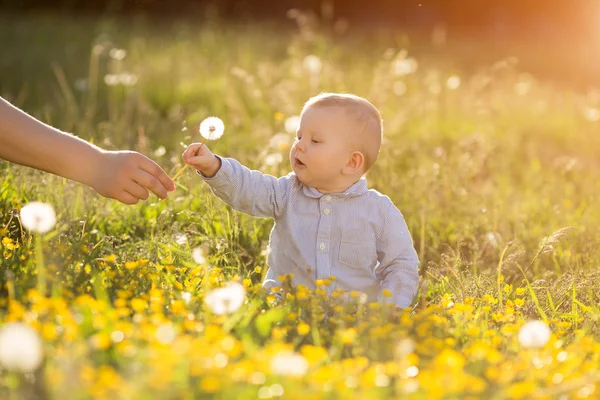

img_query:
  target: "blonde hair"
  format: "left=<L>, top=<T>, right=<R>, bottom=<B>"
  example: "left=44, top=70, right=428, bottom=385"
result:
left=302, top=92, right=382, bottom=172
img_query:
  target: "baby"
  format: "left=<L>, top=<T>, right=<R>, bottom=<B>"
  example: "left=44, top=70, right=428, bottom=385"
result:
left=182, top=93, right=419, bottom=308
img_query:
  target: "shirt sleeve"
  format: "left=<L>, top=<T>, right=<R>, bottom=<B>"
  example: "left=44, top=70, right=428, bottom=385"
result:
left=375, top=202, right=420, bottom=309
left=197, top=156, right=290, bottom=219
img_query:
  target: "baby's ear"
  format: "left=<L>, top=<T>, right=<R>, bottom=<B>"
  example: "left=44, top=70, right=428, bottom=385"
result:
left=343, top=151, right=364, bottom=175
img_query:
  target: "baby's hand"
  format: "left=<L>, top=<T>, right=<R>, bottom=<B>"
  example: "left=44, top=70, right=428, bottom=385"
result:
left=182, top=143, right=221, bottom=178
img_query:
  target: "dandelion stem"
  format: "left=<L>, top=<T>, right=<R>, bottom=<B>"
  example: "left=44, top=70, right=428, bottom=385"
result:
left=35, top=233, right=46, bottom=295
left=172, top=137, right=208, bottom=181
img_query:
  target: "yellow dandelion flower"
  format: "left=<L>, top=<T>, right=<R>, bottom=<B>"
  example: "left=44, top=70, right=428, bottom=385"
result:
left=297, top=323, right=311, bottom=336
left=125, top=261, right=138, bottom=271
left=341, top=328, right=357, bottom=344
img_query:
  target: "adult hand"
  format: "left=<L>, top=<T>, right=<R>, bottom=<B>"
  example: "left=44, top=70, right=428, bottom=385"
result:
left=90, top=150, right=175, bottom=204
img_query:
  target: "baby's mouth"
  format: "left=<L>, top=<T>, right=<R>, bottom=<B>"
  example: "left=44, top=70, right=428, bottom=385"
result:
left=295, top=157, right=306, bottom=167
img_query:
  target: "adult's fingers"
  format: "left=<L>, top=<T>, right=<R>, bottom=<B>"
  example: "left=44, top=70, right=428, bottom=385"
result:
left=125, top=180, right=151, bottom=201
left=115, top=190, right=140, bottom=205
left=136, top=155, right=175, bottom=193
left=132, top=168, right=168, bottom=200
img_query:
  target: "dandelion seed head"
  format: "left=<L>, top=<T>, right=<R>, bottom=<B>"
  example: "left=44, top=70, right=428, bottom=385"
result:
left=204, top=282, right=246, bottom=315
left=584, top=107, right=600, bottom=122
left=518, top=320, right=551, bottom=348
left=154, top=146, right=166, bottom=157
left=0, top=323, right=43, bottom=372
left=182, top=291, right=192, bottom=304
left=156, top=323, right=176, bottom=344
left=192, top=248, right=206, bottom=265
left=199, top=117, right=225, bottom=141
left=303, top=55, right=322, bottom=75
left=284, top=116, right=301, bottom=134
left=109, top=48, right=127, bottom=60
left=174, top=233, right=188, bottom=246
left=264, top=153, right=283, bottom=167
left=393, top=81, right=407, bottom=96
left=446, top=75, right=461, bottom=90
left=20, top=202, right=56, bottom=233
left=270, top=351, right=309, bottom=376
left=104, top=74, right=120, bottom=86
left=392, top=57, right=418, bottom=76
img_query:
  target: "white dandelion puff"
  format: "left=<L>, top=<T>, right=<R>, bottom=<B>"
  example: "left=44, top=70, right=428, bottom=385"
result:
left=0, top=323, right=43, bottom=373
left=270, top=351, right=309, bottom=376
left=303, top=55, right=322, bottom=75
left=393, top=81, right=407, bottom=97
left=181, top=291, right=192, bottom=304
left=584, top=108, right=600, bottom=122
left=446, top=75, right=461, bottom=90
left=156, top=323, right=177, bottom=345
left=269, top=133, right=291, bottom=150
left=392, top=57, right=418, bottom=76
left=20, top=202, right=56, bottom=233
left=104, top=74, right=120, bottom=86
left=518, top=320, right=551, bottom=348
left=109, top=48, right=127, bottom=60
left=192, top=247, right=206, bottom=265
left=154, top=146, right=167, bottom=157
left=204, top=282, right=246, bottom=315
left=199, top=117, right=225, bottom=141
left=174, top=233, right=188, bottom=246
left=284, top=116, right=301, bottom=134
left=264, top=153, right=283, bottom=167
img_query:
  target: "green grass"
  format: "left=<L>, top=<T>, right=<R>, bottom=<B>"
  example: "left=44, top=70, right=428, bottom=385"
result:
left=1, top=12, right=600, bottom=399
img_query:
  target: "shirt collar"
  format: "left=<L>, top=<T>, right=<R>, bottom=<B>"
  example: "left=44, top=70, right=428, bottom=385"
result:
left=300, top=177, right=368, bottom=199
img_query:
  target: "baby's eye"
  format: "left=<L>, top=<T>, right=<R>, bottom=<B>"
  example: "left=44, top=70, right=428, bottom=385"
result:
left=311, top=139, right=320, bottom=144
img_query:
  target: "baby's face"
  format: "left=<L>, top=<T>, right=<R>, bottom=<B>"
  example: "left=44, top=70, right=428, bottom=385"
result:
left=289, top=105, right=356, bottom=193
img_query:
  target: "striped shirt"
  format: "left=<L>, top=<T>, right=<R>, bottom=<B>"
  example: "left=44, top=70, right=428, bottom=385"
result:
left=199, top=157, right=420, bottom=308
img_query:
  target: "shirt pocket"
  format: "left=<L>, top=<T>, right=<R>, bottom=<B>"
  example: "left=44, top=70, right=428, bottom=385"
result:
left=338, top=229, right=377, bottom=270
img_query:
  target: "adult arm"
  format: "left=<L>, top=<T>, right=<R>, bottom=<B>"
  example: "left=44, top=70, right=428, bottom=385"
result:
left=0, top=97, right=174, bottom=204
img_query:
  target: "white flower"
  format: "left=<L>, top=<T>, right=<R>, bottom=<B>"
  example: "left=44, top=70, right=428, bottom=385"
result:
left=392, top=57, right=418, bottom=76
left=204, top=282, right=245, bottom=315
left=181, top=291, right=192, bottom=304
left=174, top=233, right=188, bottom=246
left=446, top=75, right=461, bottom=90
left=104, top=74, right=120, bottom=86
left=264, top=153, right=283, bottom=167
left=119, top=73, right=138, bottom=86
left=302, top=55, right=322, bottom=75
left=284, top=116, right=300, bottom=134
left=192, top=247, right=206, bottom=265
left=109, top=48, right=127, bottom=60
left=518, top=320, right=551, bottom=348
left=155, top=323, right=176, bottom=345
left=154, top=146, right=167, bottom=157
left=0, top=323, right=43, bottom=372
left=269, top=133, right=291, bottom=150
left=270, top=351, right=309, bottom=376
left=199, top=117, right=225, bottom=140
left=584, top=108, right=600, bottom=122
left=20, top=202, right=56, bottom=233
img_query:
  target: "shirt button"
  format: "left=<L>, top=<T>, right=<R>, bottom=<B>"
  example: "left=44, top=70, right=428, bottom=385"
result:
left=319, top=242, right=325, bottom=251
left=324, top=195, right=332, bottom=202
left=323, top=208, right=331, bottom=215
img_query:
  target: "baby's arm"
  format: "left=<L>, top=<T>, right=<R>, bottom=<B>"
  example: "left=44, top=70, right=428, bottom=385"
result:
left=375, top=203, right=420, bottom=309
left=182, top=142, right=289, bottom=218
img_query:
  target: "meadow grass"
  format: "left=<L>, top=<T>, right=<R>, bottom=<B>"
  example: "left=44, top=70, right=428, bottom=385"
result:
left=1, top=12, right=600, bottom=399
